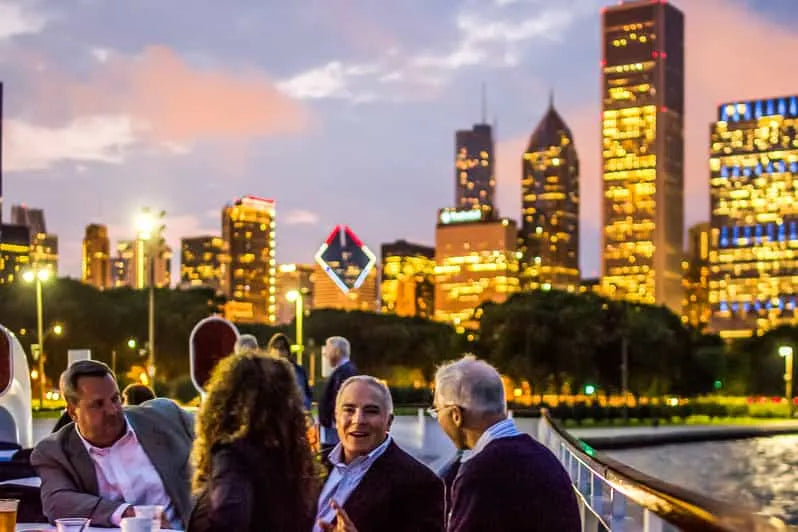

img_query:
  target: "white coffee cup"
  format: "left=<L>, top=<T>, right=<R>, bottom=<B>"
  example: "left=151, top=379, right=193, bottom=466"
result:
left=134, top=504, right=163, bottom=531
left=121, top=516, right=152, bottom=532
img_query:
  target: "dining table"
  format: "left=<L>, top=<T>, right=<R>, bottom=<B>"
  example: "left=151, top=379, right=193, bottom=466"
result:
left=15, top=526, right=181, bottom=531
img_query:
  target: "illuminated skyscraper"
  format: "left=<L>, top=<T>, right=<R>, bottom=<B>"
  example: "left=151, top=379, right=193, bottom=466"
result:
left=275, top=263, right=314, bottom=324
left=709, top=95, right=798, bottom=338
left=111, top=240, right=135, bottom=288
left=600, top=0, right=684, bottom=313
left=520, top=99, right=580, bottom=292
left=434, top=208, right=519, bottom=331
left=82, top=224, right=111, bottom=290
left=111, top=238, right=171, bottom=289
left=11, top=204, right=58, bottom=274
left=0, top=225, right=30, bottom=285
left=311, top=264, right=378, bottom=312
left=180, top=235, right=229, bottom=293
left=682, top=222, right=710, bottom=330
left=222, top=196, right=276, bottom=324
left=456, top=124, right=495, bottom=214
left=380, top=240, right=435, bottom=318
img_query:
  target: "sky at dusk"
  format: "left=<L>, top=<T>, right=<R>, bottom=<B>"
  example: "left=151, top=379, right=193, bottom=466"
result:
left=2, top=0, right=798, bottom=281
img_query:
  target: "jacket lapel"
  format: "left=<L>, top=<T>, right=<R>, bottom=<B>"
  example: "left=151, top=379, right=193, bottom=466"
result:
left=126, top=410, right=186, bottom=518
left=63, top=427, right=99, bottom=495
left=343, top=441, right=395, bottom=526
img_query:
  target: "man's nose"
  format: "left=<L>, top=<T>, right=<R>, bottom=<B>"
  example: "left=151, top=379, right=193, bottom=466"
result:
left=352, top=408, right=366, bottom=423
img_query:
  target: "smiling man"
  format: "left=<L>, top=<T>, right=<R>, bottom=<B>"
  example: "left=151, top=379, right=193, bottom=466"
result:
left=315, top=376, right=444, bottom=532
left=31, top=360, right=194, bottom=528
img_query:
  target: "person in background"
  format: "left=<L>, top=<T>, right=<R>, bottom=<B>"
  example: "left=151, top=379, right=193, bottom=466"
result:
left=315, top=376, right=444, bottom=532
left=32, top=360, right=194, bottom=528
left=187, top=354, right=319, bottom=532
left=318, top=336, right=358, bottom=453
left=233, top=334, right=259, bottom=355
left=267, top=332, right=312, bottom=410
left=122, top=383, right=155, bottom=406
left=431, top=356, right=580, bottom=532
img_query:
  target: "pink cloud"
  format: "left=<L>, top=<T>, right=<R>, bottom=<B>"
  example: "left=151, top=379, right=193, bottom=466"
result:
left=683, top=0, right=798, bottom=228
left=67, top=45, right=309, bottom=143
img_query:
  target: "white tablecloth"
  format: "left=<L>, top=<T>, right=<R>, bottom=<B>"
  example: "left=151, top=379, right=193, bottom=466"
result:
left=16, top=526, right=181, bottom=531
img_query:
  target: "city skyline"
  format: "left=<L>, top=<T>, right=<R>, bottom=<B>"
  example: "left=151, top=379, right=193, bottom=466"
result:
left=2, top=0, right=798, bottom=281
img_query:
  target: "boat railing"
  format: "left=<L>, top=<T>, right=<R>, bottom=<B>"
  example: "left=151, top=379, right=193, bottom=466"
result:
left=537, top=408, right=787, bottom=532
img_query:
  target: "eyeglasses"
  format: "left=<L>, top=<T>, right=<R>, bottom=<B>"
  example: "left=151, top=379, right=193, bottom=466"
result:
left=426, top=404, right=458, bottom=419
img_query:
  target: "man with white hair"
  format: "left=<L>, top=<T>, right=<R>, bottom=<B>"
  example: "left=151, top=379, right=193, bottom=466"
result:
left=319, top=336, right=358, bottom=451
left=316, top=376, right=444, bottom=531
left=233, top=334, right=259, bottom=355
left=431, top=356, right=579, bottom=532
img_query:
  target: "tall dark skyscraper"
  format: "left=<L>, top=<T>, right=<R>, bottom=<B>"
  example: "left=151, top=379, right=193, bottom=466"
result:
left=455, top=123, right=495, bottom=214
left=600, top=0, right=684, bottom=313
left=520, top=98, right=580, bottom=292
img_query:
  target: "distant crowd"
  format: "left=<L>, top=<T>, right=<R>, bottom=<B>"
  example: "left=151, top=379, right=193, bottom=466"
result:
left=30, top=333, right=581, bottom=531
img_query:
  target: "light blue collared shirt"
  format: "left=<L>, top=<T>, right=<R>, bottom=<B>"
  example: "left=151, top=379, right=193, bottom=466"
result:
left=314, top=434, right=393, bottom=531
left=461, top=418, right=521, bottom=463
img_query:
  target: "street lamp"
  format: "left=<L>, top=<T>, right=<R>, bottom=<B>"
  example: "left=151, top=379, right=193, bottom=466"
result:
left=22, top=267, right=51, bottom=405
left=286, top=290, right=304, bottom=366
left=135, top=208, right=160, bottom=380
left=111, top=338, right=137, bottom=376
left=778, top=345, right=794, bottom=418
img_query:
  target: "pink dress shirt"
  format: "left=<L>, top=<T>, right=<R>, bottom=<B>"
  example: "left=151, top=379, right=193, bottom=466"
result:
left=76, top=417, right=176, bottom=526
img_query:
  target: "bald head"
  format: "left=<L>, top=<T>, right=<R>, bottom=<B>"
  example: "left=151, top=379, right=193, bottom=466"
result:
left=434, top=355, right=506, bottom=416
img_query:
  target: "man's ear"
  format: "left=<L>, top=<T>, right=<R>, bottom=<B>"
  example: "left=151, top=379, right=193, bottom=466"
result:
left=387, top=413, right=395, bottom=431
left=451, top=406, right=463, bottom=428
left=66, top=401, right=77, bottom=421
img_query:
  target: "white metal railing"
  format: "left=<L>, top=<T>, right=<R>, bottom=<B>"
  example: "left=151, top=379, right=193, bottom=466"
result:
left=536, top=410, right=786, bottom=532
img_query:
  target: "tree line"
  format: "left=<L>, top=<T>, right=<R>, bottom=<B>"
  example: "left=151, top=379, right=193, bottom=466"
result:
left=0, top=279, right=793, bottom=400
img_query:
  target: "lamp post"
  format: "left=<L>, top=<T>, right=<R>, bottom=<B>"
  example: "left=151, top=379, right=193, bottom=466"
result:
left=22, top=267, right=51, bottom=405
left=135, top=209, right=159, bottom=381
left=286, top=290, right=304, bottom=366
left=778, top=345, right=794, bottom=418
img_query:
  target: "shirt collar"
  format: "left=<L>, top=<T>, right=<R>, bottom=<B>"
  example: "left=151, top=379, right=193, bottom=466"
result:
left=328, top=433, right=392, bottom=470
left=332, top=358, right=350, bottom=371
left=76, top=414, right=136, bottom=455
left=462, top=418, right=520, bottom=462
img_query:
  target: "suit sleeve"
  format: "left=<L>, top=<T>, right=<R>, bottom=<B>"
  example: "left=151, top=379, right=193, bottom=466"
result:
left=204, top=447, right=254, bottom=531
left=30, top=442, right=122, bottom=527
left=411, top=473, right=445, bottom=532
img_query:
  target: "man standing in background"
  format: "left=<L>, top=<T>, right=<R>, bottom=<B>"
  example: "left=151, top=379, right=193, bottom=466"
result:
left=318, top=336, right=358, bottom=453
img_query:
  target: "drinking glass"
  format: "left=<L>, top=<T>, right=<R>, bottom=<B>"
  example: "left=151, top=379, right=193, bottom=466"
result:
left=0, top=499, right=19, bottom=532
left=134, top=504, right=164, bottom=531
left=54, top=517, right=90, bottom=532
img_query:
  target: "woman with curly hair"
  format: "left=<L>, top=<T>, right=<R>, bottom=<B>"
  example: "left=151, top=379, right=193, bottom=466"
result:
left=187, top=353, right=320, bottom=532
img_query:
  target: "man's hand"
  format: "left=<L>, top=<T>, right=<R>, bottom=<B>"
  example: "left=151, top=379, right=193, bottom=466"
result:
left=317, top=499, right=359, bottom=532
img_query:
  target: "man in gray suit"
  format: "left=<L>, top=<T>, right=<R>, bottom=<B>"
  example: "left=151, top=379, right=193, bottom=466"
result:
left=31, top=360, right=194, bottom=528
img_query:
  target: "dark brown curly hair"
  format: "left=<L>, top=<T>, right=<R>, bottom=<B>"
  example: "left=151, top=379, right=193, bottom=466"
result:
left=191, top=353, right=320, bottom=520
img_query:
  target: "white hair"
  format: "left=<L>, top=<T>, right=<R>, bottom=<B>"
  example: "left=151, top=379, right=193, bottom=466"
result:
left=234, top=334, right=259, bottom=354
left=336, top=375, right=394, bottom=414
left=326, top=336, right=351, bottom=359
left=434, top=355, right=506, bottom=416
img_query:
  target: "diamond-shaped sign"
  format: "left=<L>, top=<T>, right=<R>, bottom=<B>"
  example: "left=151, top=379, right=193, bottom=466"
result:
left=315, top=225, right=376, bottom=293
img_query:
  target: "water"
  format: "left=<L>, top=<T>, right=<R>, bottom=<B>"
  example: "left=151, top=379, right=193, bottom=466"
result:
left=608, top=436, right=798, bottom=526
left=31, top=416, right=798, bottom=525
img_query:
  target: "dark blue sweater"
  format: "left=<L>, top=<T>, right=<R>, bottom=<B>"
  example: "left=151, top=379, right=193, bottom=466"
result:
left=448, top=434, right=580, bottom=532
